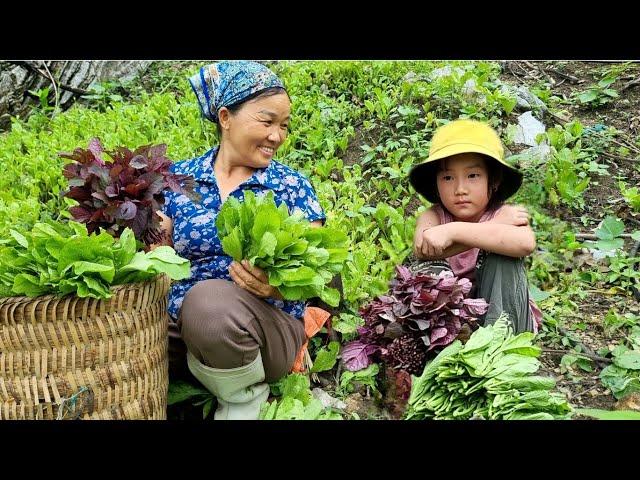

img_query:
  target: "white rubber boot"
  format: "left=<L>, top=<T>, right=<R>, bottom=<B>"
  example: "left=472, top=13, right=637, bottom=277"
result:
left=187, top=350, right=270, bottom=420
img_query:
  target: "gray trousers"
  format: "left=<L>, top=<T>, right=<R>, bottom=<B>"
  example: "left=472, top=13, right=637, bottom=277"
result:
left=177, top=280, right=306, bottom=383
left=408, top=252, right=534, bottom=334
left=475, top=252, right=534, bottom=334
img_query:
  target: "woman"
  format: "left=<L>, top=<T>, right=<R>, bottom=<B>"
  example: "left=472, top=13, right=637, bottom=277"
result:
left=157, top=61, right=325, bottom=420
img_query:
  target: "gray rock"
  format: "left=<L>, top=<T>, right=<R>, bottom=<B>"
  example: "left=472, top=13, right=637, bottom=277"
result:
left=403, top=71, right=418, bottom=83
left=521, top=143, right=551, bottom=162
left=462, top=78, right=478, bottom=96
left=430, top=65, right=465, bottom=80
left=516, top=85, right=547, bottom=110
left=507, top=143, right=552, bottom=170
left=500, top=82, right=547, bottom=112
left=312, top=388, right=347, bottom=410
left=512, top=111, right=546, bottom=146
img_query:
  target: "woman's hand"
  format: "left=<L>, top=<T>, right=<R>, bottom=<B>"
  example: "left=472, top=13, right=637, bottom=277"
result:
left=229, top=260, right=284, bottom=300
left=149, top=211, right=174, bottom=251
left=491, top=205, right=530, bottom=226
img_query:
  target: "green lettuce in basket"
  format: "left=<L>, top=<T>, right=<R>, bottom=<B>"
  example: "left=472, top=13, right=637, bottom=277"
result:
left=0, top=220, right=190, bottom=299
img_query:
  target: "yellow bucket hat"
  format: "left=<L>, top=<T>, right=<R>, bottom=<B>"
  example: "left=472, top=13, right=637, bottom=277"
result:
left=408, top=119, right=523, bottom=204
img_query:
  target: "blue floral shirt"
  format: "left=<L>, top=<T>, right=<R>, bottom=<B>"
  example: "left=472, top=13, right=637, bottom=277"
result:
left=162, top=146, right=325, bottom=322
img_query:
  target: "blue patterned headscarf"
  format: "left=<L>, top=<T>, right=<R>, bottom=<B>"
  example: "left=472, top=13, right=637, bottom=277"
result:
left=189, top=61, right=285, bottom=123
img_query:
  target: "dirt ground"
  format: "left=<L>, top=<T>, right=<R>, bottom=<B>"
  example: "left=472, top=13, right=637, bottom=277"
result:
left=493, top=61, right=639, bottom=414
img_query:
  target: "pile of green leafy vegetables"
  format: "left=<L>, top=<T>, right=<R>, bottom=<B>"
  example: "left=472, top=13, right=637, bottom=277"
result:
left=599, top=325, right=640, bottom=399
left=61, top=138, right=196, bottom=246
left=259, top=373, right=342, bottom=420
left=0, top=220, right=191, bottom=299
left=405, top=314, right=572, bottom=420
left=216, top=190, right=348, bottom=307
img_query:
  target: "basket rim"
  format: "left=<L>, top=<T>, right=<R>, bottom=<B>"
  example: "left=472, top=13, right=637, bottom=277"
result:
left=0, top=273, right=169, bottom=306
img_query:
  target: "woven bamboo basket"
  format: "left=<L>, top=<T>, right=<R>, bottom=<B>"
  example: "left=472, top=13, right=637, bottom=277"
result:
left=0, top=274, right=171, bottom=420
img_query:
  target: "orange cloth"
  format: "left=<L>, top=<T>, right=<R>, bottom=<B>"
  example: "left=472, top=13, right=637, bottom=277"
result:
left=290, top=306, right=332, bottom=373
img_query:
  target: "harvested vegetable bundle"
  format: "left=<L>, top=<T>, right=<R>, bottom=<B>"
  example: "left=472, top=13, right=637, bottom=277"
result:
left=405, top=314, right=572, bottom=420
left=61, top=138, right=196, bottom=245
left=259, top=373, right=342, bottom=420
left=341, top=266, right=488, bottom=374
left=215, top=190, right=347, bottom=307
left=0, top=220, right=190, bottom=299
left=599, top=332, right=640, bottom=399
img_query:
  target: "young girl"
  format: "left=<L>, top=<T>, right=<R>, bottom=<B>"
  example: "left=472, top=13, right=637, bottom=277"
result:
left=408, top=119, right=542, bottom=334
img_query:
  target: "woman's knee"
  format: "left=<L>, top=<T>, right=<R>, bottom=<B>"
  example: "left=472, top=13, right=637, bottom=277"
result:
left=179, top=279, right=254, bottom=363
left=181, top=279, right=236, bottom=325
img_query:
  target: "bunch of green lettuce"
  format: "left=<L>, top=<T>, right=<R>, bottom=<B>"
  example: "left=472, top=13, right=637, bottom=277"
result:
left=405, top=314, right=572, bottom=420
left=599, top=326, right=640, bottom=399
left=0, top=220, right=190, bottom=299
left=259, top=373, right=342, bottom=420
left=216, top=190, right=347, bottom=307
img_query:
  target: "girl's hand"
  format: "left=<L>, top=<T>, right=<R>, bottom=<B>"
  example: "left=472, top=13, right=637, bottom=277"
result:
left=229, top=260, right=284, bottom=300
left=416, top=226, right=454, bottom=258
left=491, top=205, right=530, bottom=226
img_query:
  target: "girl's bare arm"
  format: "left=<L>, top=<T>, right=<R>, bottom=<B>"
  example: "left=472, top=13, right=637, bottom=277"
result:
left=414, top=205, right=536, bottom=260
left=414, top=208, right=475, bottom=259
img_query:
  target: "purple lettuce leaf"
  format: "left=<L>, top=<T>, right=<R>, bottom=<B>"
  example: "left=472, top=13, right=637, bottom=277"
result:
left=351, top=265, right=489, bottom=366
left=61, top=139, right=198, bottom=245
left=342, top=341, right=379, bottom=371
left=463, top=297, right=490, bottom=316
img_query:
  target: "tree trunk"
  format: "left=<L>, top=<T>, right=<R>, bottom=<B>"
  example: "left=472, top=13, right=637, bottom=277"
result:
left=0, top=60, right=152, bottom=131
